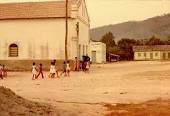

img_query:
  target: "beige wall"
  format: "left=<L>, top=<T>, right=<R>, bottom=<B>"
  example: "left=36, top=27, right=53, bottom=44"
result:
left=77, top=19, right=90, bottom=59
left=0, top=18, right=89, bottom=60
left=75, top=0, right=90, bottom=60
left=89, top=42, right=106, bottom=63
left=134, top=51, right=170, bottom=60
left=0, top=0, right=90, bottom=61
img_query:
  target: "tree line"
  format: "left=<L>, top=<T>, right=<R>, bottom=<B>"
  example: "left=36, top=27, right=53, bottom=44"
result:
left=99, top=32, right=170, bottom=60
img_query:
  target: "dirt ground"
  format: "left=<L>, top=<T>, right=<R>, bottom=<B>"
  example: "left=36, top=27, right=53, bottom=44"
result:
left=0, top=86, right=60, bottom=116
left=1, top=61, right=170, bottom=116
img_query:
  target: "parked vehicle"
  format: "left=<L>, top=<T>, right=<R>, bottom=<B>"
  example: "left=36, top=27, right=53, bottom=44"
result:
left=107, top=53, right=120, bottom=62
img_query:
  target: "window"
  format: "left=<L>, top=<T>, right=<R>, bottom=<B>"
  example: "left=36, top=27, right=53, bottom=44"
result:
left=138, top=53, right=141, bottom=57
left=150, top=53, right=153, bottom=59
left=168, top=53, right=170, bottom=59
left=86, top=45, right=88, bottom=55
left=83, top=45, right=85, bottom=55
left=144, top=53, right=146, bottom=57
left=78, top=44, right=81, bottom=59
left=9, top=44, right=18, bottom=57
left=155, top=53, right=158, bottom=57
left=76, top=22, right=79, bottom=36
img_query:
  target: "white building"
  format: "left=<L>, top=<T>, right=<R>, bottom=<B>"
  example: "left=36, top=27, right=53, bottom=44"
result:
left=0, top=0, right=90, bottom=70
left=133, top=45, right=170, bottom=61
left=90, top=42, right=106, bottom=63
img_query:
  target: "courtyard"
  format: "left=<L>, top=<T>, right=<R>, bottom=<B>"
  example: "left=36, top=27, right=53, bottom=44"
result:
left=1, top=61, right=170, bottom=115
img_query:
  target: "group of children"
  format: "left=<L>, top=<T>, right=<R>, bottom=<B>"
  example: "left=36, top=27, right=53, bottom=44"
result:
left=0, top=64, right=7, bottom=79
left=0, top=58, right=90, bottom=80
left=32, top=63, right=44, bottom=80
left=49, top=60, right=70, bottom=78
left=74, top=57, right=90, bottom=72
left=32, top=60, right=71, bottom=80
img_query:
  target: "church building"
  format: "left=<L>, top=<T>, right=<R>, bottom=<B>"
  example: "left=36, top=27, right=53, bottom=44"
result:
left=0, top=0, right=90, bottom=70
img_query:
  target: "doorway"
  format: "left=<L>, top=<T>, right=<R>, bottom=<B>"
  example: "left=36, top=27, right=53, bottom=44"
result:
left=92, top=51, right=96, bottom=62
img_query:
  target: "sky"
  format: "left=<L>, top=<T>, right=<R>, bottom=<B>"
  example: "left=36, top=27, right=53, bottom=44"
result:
left=0, top=0, right=170, bottom=28
left=86, top=0, right=170, bottom=28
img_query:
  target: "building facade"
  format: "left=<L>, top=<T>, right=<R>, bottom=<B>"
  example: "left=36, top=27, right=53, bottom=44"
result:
left=90, top=42, right=106, bottom=63
left=0, top=0, right=90, bottom=70
left=133, top=45, right=170, bottom=61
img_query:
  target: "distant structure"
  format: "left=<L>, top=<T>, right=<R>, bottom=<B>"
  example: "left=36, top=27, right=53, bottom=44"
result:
left=133, top=45, right=170, bottom=60
left=0, top=0, right=90, bottom=66
left=90, top=41, right=106, bottom=63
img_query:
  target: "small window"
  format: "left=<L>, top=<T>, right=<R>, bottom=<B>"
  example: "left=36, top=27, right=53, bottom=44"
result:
left=155, top=53, right=158, bottom=57
left=83, top=45, right=85, bottom=55
left=86, top=45, right=88, bottom=55
left=9, top=44, right=18, bottom=57
left=144, top=53, right=146, bottom=57
left=168, top=53, right=170, bottom=59
left=150, top=53, right=153, bottom=59
left=78, top=44, right=81, bottom=59
left=138, top=53, right=141, bottom=57
left=76, top=22, right=79, bottom=36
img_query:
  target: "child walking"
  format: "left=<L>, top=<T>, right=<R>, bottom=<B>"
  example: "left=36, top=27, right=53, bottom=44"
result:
left=66, top=61, right=71, bottom=76
left=0, top=64, right=3, bottom=79
left=36, top=63, right=44, bottom=79
left=32, top=62, right=37, bottom=80
left=49, top=62, right=55, bottom=78
left=85, top=61, right=90, bottom=73
left=49, top=61, right=59, bottom=78
left=2, top=65, right=7, bottom=78
left=74, top=57, right=79, bottom=71
left=60, top=61, right=67, bottom=77
left=53, top=60, right=59, bottom=78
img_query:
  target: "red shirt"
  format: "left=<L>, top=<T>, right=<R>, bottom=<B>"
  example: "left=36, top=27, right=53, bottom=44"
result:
left=39, top=66, right=43, bottom=72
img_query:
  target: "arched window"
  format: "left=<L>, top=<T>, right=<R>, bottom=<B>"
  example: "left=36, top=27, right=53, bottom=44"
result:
left=9, top=44, right=18, bottom=57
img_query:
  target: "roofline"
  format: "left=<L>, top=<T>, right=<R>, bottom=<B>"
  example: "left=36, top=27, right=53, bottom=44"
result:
left=133, top=45, right=170, bottom=47
left=133, top=49, right=170, bottom=51
left=133, top=45, right=170, bottom=52
left=0, top=0, right=74, bottom=4
left=76, top=0, right=90, bottom=23
left=83, top=0, right=90, bottom=22
left=0, top=1, right=74, bottom=20
left=0, top=17, right=72, bottom=20
left=0, top=0, right=90, bottom=23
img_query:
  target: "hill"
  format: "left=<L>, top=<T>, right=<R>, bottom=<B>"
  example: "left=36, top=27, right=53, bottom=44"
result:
left=90, top=14, right=170, bottom=41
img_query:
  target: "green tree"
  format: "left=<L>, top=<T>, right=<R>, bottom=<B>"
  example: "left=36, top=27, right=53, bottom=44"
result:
left=117, top=38, right=140, bottom=60
left=107, top=46, right=120, bottom=54
left=118, top=38, right=139, bottom=50
left=138, top=39, right=148, bottom=45
left=146, top=36, right=165, bottom=45
left=100, top=32, right=116, bottom=52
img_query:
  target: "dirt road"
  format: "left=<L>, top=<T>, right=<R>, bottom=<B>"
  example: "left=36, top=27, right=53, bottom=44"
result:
left=1, top=61, right=170, bottom=115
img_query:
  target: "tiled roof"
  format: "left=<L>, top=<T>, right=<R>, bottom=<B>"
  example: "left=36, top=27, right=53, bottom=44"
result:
left=133, top=45, right=170, bottom=52
left=0, top=0, right=77, bottom=19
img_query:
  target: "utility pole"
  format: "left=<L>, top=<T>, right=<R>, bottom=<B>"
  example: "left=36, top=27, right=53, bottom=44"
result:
left=65, top=0, right=68, bottom=61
